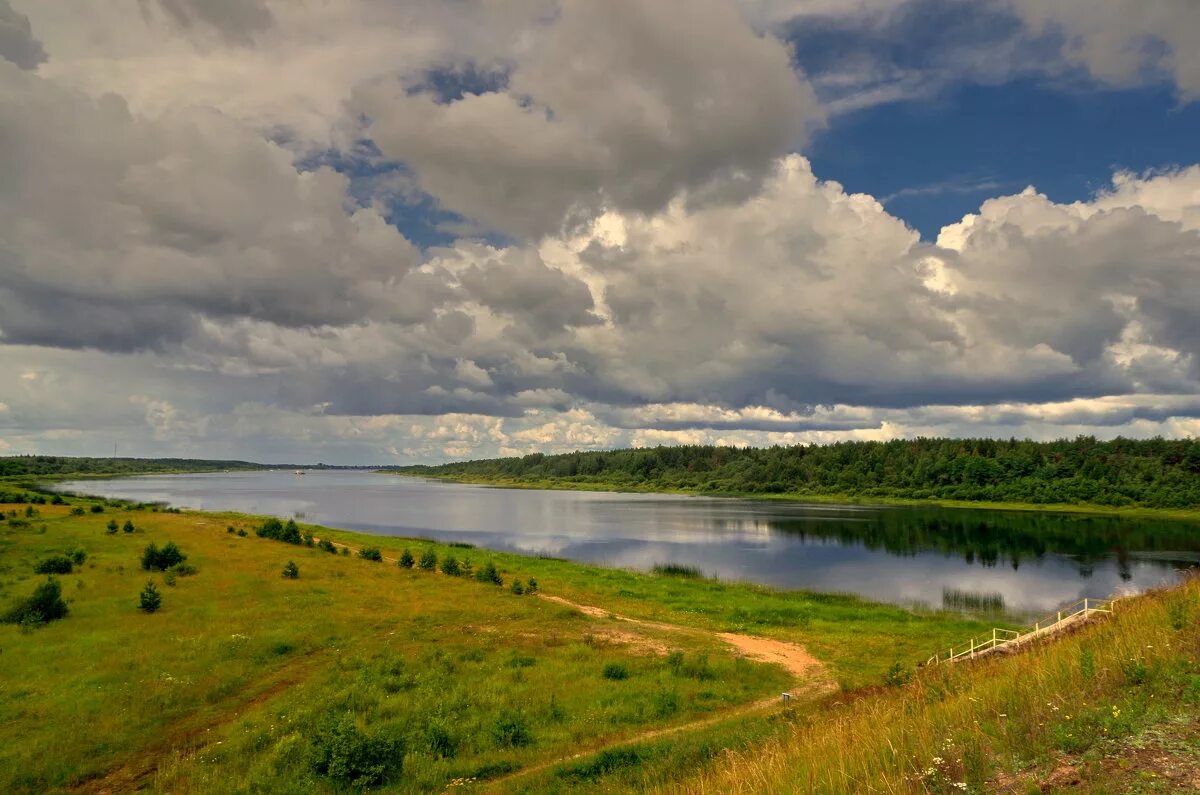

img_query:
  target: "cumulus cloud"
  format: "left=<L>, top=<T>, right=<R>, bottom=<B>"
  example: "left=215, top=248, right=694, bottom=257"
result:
left=0, top=61, right=425, bottom=350
left=1, top=1, right=1199, bottom=463
left=1008, top=0, right=1200, bottom=99
left=357, top=0, right=820, bottom=236
left=0, top=0, right=44, bottom=69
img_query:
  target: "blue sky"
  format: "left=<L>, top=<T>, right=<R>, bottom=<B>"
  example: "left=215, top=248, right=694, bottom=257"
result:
left=808, top=80, right=1200, bottom=239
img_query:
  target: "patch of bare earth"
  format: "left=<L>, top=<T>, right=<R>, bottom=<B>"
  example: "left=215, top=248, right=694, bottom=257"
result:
left=538, top=593, right=834, bottom=692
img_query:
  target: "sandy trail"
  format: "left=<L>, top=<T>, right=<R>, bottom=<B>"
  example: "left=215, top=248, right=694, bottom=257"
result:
left=480, top=594, right=834, bottom=790
left=539, top=593, right=829, bottom=684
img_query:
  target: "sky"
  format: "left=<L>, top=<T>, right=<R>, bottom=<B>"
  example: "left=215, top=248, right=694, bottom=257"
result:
left=1, top=0, right=1199, bottom=465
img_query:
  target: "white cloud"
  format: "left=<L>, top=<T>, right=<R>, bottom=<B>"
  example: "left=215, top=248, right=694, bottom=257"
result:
left=1009, top=0, right=1200, bottom=99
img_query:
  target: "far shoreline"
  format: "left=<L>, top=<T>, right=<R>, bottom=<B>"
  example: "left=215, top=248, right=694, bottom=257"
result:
left=385, top=470, right=1200, bottom=522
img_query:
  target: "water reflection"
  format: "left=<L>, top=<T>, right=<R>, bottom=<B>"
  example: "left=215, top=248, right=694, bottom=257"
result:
left=57, top=470, right=1199, bottom=614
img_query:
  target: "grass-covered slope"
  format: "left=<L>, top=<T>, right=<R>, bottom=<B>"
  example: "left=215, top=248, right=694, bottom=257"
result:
left=0, top=490, right=993, bottom=793
left=663, top=576, right=1200, bottom=794
left=394, top=437, right=1200, bottom=511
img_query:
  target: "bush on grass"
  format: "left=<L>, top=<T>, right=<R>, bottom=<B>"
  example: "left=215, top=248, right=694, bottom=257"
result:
left=2, top=577, right=69, bottom=625
left=106, top=519, right=119, bottom=534
left=318, top=538, right=337, bottom=553
left=602, top=662, right=629, bottom=681
left=122, top=520, right=135, bottom=534
left=309, top=713, right=404, bottom=789
left=439, top=556, right=461, bottom=577
left=141, top=541, right=187, bottom=571
left=138, top=581, right=162, bottom=613
left=398, top=549, right=414, bottom=568
left=282, top=561, right=300, bottom=579
left=358, top=547, right=383, bottom=562
left=33, top=555, right=74, bottom=575
left=491, top=711, right=533, bottom=748
left=475, top=561, right=503, bottom=586
left=418, top=550, right=437, bottom=570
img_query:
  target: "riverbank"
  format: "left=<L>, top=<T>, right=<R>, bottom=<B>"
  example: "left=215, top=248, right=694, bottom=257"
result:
left=0, top=488, right=998, bottom=792
left=394, top=471, right=1200, bottom=522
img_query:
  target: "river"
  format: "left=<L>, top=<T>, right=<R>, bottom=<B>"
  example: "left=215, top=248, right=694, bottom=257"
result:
left=56, top=469, right=1199, bottom=615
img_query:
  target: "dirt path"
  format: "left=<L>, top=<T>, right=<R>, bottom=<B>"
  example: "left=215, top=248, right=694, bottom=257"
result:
left=539, top=593, right=830, bottom=684
left=479, top=594, right=835, bottom=791
left=306, top=538, right=835, bottom=791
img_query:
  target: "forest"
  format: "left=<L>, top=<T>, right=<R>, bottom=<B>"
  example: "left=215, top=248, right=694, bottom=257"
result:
left=0, top=456, right=264, bottom=478
left=396, top=437, right=1200, bottom=510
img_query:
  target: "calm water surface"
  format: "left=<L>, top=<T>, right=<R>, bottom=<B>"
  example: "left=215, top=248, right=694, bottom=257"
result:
left=58, top=470, right=1199, bottom=614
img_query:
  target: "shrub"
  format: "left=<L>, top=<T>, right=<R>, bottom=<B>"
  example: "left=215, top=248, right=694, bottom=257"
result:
left=309, top=713, right=404, bottom=788
left=358, top=547, right=383, bottom=562
left=282, top=561, right=300, bottom=579
left=491, top=711, right=533, bottom=748
left=475, top=561, right=503, bottom=586
left=526, top=578, right=538, bottom=594
left=418, top=550, right=437, bottom=570
left=602, top=663, right=629, bottom=681
left=340, top=547, right=350, bottom=556
left=883, top=661, right=912, bottom=687
left=440, top=556, right=461, bottom=577
left=69, top=548, right=87, bottom=565
left=303, top=532, right=314, bottom=547
left=33, top=555, right=74, bottom=575
left=90, top=504, right=104, bottom=513
left=24, top=505, right=37, bottom=518
left=236, top=528, right=248, bottom=537
left=281, top=519, right=302, bottom=545
left=170, top=562, right=198, bottom=577
left=2, top=577, right=69, bottom=625
left=142, top=541, right=187, bottom=571
left=138, top=581, right=162, bottom=613
left=318, top=538, right=337, bottom=553
left=257, top=517, right=284, bottom=539
left=398, top=549, right=414, bottom=568
left=70, top=507, right=86, bottom=516
left=106, top=519, right=119, bottom=534
left=51, top=494, right=65, bottom=505
left=122, top=520, right=135, bottom=534
left=511, top=579, right=525, bottom=595
left=226, top=526, right=235, bottom=534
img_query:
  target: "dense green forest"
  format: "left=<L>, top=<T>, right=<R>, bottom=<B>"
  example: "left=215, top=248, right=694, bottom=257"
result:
left=395, top=437, right=1200, bottom=510
left=0, top=456, right=264, bottom=478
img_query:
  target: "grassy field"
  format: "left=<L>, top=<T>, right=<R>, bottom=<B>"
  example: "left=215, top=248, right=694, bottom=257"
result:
left=396, top=472, right=1200, bottom=522
left=0, top=487, right=1004, bottom=793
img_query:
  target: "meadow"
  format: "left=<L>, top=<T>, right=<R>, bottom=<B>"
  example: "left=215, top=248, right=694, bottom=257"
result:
left=0, top=485, right=1001, bottom=793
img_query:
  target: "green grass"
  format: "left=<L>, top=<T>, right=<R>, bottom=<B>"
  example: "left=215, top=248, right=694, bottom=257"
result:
left=661, top=576, right=1200, bottom=794
left=0, top=492, right=996, bottom=793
